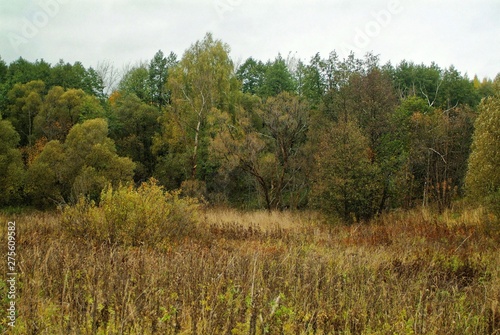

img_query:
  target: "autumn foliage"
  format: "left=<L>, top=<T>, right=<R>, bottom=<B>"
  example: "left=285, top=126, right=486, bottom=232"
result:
left=61, top=179, right=200, bottom=246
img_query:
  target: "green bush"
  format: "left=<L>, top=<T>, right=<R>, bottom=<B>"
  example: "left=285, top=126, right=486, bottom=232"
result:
left=62, top=179, right=200, bottom=246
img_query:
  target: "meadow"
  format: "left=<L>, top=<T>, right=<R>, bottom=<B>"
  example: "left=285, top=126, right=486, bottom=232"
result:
left=1, top=206, right=499, bottom=334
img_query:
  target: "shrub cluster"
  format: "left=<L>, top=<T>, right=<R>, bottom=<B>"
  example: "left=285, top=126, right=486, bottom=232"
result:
left=61, top=179, right=199, bottom=246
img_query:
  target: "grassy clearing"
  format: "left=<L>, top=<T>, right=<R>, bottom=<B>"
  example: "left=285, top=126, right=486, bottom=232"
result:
left=0, top=207, right=499, bottom=334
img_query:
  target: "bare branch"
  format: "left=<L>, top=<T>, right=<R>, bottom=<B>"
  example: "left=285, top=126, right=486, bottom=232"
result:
left=428, top=147, right=446, bottom=164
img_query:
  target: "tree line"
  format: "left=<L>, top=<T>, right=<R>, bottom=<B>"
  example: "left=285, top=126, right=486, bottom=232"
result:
left=1, top=33, right=498, bottom=221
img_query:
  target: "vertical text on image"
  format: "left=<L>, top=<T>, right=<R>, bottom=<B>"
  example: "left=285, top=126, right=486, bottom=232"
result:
left=6, top=221, right=17, bottom=328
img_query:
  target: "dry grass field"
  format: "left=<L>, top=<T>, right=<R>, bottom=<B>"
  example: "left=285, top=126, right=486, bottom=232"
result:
left=1, top=206, right=499, bottom=334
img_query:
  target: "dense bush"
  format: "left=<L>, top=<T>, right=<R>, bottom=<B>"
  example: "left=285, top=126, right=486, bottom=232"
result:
left=61, top=179, right=200, bottom=246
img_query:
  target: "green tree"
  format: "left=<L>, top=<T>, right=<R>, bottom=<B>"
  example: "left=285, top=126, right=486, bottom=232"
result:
left=211, top=92, right=309, bottom=210
left=118, top=63, right=151, bottom=102
left=49, top=60, right=80, bottom=89
left=465, top=77, right=500, bottom=216
left=0, top=116, right=25, bottom=206
left=148, top=50, right=177, bottom=109
left=236, top=57, right=266, bottom=96
left=0, top=57, right=7, bottom=82
left=311, top=120, right=381, bottom=222
left=388, top=96, right=431, bottom=208
left=440, top=66, right=479, bottom=108
left=82, top=66, right=106, bottom=99
left=318, top=52, right=368, bottom=123
left=64, top=119, right=135, bottom=200
left=346, top=68, right=397, bottom=149
left=6, top=80, right=45, bottom=146
left=0, top=57, right=8, bottom=111
left=33, top=86, right=105, bottom=142
left=389, top=61, right=443, bottom=105
left=48, top=60, right=104, bottom=97
left=25, top=139, right=66, bottom=207
left=236, top=55, right=297, bottom=98
left=316, top=57, right=400, bottom=213
left=4, top=58, right=51, bottom=88
left=108, top=94, right=161, bottom=182
left=389, top=61, right=480, bottom=109
left=393, top=96, right=475, bottom=210
left=299, top=53, right=326, bottom=108
left=346, top=68, right=400, bottom=211
left=474, top=75, right=495, bottom=99
left=260, top=55, right=297, bottom=98
left=156, top=33, right=237, bottom=187
left=26, top=118, right=135, bottom=206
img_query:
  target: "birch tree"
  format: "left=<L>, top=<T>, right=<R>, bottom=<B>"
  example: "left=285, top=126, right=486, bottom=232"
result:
left=157, top=33, right=237, bottom=185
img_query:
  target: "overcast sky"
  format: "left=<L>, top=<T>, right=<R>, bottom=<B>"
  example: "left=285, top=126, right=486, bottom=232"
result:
left=1, top=0, right=498, bottom=79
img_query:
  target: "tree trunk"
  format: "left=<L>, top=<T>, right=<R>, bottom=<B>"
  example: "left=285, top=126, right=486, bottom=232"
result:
left=191, top=118, right=202, bottom=179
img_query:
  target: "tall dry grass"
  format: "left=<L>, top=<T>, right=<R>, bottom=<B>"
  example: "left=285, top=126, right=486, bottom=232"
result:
left=0, top=206, right=499, bottom=334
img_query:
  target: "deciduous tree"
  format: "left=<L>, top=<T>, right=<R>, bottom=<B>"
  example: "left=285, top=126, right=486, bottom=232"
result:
left=394, top=96, right=475, bottom=210
left=118, top=62, right=151, bottom=102
left=6, top=80, right=45, bottom=146
left=33, top=86, right=105, bottom=142
left=157, top=33, right=237, bottom=185
left=212, top=92, right=309, bottom=210
left=311, top=120, right=381, bottom=222
left=260, top=55, right=297, bottom=98
left=236, top=57, right=266, bottom=96
left=26, top=118, right=135, bottom=206
left=466, top=77, right=500, bottom=216
left=0, top=116, right=25, bottom=205
left=108, top=94, right=161, bottom=182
